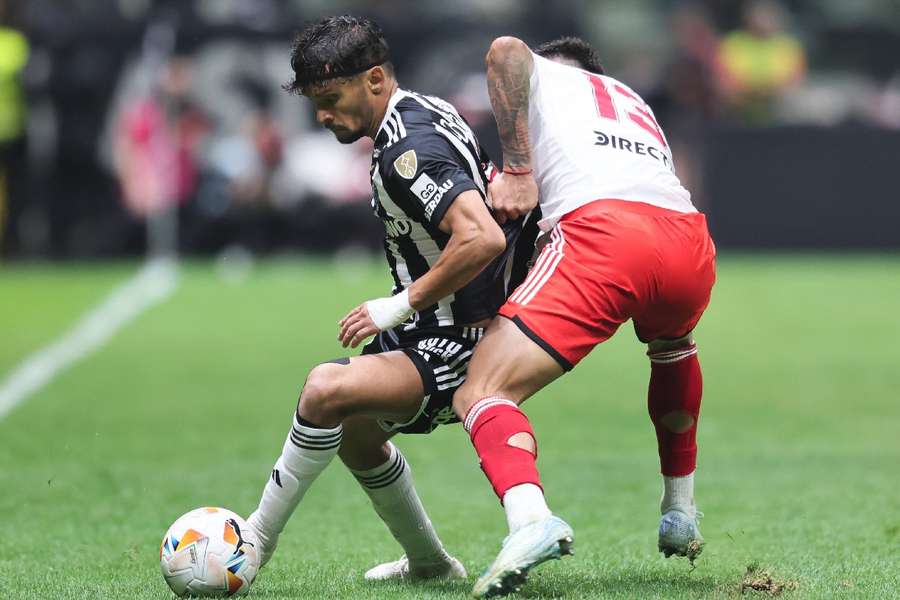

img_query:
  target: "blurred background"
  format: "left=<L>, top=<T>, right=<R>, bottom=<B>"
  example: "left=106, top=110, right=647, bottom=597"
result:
left=2, top=4, right=899, bottom=598
left=1, top=0, right=899, bottom=262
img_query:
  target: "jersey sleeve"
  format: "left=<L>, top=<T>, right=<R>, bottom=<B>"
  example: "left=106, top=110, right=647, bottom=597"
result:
left=380, top=134, right=481, bottom=228
left=529, top=51, right=547, bottom=93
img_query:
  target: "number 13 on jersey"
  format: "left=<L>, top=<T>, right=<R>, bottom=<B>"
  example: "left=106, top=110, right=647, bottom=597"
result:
left=585, top=73, right=668, bottom=149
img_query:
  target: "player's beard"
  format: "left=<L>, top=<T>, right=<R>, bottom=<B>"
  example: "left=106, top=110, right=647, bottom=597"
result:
left=331, top=126, right=365, bottom=144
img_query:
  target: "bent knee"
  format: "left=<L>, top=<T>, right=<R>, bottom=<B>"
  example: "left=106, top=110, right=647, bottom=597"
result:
left=298, top=363, right=350, bottom=425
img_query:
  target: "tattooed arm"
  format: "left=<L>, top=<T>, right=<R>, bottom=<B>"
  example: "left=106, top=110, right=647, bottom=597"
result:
left=485, top=36, right=539, bottom=223
left=487, top=36, right=534, bottom=170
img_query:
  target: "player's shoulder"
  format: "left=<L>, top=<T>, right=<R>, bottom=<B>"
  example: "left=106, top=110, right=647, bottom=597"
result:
left=377, top=93, right=459, bottom=164
left=392, top=93, right=456, bottom=137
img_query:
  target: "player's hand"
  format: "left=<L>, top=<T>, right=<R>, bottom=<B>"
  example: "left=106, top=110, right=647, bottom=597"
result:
left=488, top=171, right=538, bottom=224
left=338, top=304, right=379, bottom=349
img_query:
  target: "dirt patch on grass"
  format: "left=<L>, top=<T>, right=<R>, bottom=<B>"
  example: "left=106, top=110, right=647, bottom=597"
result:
left=686, top=540, right=703, bottom=565
left=740, top=565, right=798, bottom=596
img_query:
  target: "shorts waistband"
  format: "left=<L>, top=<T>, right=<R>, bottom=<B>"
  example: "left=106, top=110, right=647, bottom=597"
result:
left=576, top=199, right=697, bottom=218
left=397, top=324, right=486, bottom=342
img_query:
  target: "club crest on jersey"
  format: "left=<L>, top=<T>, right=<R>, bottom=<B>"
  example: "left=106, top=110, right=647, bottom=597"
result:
left=393, top=149, right=418, bottom=179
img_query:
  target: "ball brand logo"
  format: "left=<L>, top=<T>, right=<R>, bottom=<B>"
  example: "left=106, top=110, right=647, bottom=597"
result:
left=225, top=518, right=255, bottom=555
left=393, top=149, right=418, bottom=179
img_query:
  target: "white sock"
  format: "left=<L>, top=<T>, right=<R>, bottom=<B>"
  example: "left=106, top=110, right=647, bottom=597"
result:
left=351, top=442, right=448, bottom=565
left=502, top=483, right=552, bottom=534
left=248, top=413, right=342, bottom=544
left=661, top=472, right=695, bottom=514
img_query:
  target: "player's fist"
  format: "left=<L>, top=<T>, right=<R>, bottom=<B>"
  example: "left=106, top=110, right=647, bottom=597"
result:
left=488, top=171, right=538, bottom=224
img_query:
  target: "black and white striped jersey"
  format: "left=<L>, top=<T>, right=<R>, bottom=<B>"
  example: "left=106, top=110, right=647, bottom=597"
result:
left=370, top=89, right=536, bottom=330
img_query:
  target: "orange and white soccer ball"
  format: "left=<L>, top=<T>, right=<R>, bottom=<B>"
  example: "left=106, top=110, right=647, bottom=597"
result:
left=160, top=507, right=260, bottom=597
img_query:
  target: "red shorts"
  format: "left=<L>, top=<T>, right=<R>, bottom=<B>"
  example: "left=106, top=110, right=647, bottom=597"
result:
left=499, top=199, right=716, bottom=370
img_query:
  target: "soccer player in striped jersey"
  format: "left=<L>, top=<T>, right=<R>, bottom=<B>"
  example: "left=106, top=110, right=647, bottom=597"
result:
left=245, top=16, right=537, bottom=582
left=451, top=37, right=717, bottom=597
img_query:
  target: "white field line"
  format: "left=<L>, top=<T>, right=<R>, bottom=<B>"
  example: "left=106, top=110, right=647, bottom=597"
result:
left=0, top=259, right=179, bottom=420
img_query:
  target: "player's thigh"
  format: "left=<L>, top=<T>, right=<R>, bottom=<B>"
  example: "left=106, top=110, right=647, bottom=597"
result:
left=453, top=316, right=564, bottom=416
left=634, top=214, right=716, bottom=342
left=301, top=351, right=425, bottom=424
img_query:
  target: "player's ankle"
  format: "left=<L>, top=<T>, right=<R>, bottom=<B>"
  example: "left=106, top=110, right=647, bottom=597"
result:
left=409, top=550, right=452, bottom=567
left=503, top=483, right=552, bottom=533
left=660, top=472, right=695, bottom=514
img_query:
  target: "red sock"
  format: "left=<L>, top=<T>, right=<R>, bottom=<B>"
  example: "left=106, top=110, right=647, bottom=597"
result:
left=464, top=397, right=542, bottom=501
left=647, top=345, right=703, bottom=476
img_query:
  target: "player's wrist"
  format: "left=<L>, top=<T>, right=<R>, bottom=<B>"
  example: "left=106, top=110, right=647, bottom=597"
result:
left=366, top=288, right=414, bottom=330
left=502, top=165, right=533, bottom=175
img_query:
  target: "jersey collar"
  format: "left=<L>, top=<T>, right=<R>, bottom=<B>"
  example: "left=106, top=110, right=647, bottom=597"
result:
left=374, top=88, right=409, bottom=141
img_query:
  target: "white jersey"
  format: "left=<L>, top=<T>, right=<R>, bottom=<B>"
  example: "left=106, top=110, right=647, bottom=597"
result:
left=527, top=52, right=695, bottom=232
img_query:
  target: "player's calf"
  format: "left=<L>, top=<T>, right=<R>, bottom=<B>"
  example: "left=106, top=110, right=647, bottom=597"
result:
left=248, top=361, right=356, bottom=566
left=647, top=336, right=701, bottom=480
left=348, top=440, right=460, bottom=578
left=647, top=335, right=705, bottom=560
left=247, top=409, right=343, bottom=567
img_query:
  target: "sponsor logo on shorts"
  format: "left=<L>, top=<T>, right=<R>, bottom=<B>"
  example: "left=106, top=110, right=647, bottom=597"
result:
left=393, top=149, right=418, bottom=179
left=417, top=337, right=463, bottom=361
left=410, top=174, right=454, bottom=219
left=431, top=406, right=458, bottom=426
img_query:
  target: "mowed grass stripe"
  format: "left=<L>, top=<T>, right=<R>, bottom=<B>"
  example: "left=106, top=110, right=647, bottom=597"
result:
left=0, top=255, right=898, bottom=599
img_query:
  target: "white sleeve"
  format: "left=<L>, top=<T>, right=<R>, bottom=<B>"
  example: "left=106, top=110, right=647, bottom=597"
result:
left=528, top=51, right=542, bottom=92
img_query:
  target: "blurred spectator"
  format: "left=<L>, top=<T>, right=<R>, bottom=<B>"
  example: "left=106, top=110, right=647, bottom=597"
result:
left=717, top=0, right=806, bottom=123
left=650, top=4, right=723, bottom=128
left=645, top=4, right=724, bottom=210
left=113, top=57, right=209, bottom=218
left=0, top=3, right=28, bottom=256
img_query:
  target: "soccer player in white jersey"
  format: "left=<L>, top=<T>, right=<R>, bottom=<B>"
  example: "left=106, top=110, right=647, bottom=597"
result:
left=450, top=37, right=717, bottom=597
left=244, top=16, right=538, bottom=584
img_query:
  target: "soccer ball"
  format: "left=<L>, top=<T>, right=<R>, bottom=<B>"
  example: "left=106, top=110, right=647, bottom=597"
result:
left=160, top=507, right=260, bottom=597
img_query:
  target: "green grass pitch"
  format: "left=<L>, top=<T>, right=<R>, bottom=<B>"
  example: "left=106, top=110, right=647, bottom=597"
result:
left=1, top=255, right=898, bottom=599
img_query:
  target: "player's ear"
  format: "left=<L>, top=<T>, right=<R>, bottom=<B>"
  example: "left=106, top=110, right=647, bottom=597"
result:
left=366, top=65, right=388, bottom=95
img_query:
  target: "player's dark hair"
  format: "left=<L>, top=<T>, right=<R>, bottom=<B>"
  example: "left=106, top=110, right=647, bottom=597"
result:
left=284, top=15, right=393, bottom=94
left=534, top=36, right=605, bottom=75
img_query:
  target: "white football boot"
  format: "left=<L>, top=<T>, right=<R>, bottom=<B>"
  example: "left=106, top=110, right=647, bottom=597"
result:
left=364, top=554, right=467, bottom=581
left=658, top=505, right=704, bottom=561
left=472, top=515, right=574, bottom=598
left=246, top=511, right=278, bottom=568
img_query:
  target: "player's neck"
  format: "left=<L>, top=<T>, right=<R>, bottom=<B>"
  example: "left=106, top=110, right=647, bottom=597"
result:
left=367, top=80, right=400, bottom=140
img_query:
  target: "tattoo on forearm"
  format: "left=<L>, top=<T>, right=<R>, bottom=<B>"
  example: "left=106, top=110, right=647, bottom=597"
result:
left=488, top=48, right=531, bottom=169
